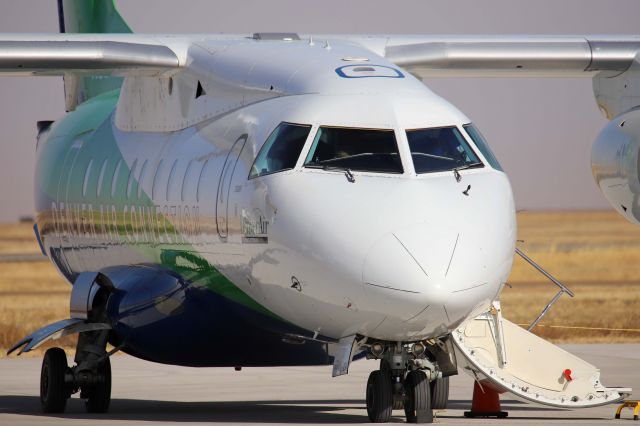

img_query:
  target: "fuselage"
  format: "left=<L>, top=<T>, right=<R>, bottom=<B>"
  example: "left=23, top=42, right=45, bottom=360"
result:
left=34, top=37, right=516, bottom=364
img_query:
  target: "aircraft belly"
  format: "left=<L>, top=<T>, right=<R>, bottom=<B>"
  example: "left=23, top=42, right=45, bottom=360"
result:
left=83, top=263, right=331, bottom=367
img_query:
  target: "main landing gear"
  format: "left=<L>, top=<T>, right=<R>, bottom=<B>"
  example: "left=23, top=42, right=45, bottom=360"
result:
left=40, top=328, right=114, bottom=413
left=364, top=340, right=452, bottom=423
left=37, top=273, right=118, bottom=413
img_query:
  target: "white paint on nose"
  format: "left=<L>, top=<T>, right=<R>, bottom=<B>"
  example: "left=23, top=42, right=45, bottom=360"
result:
left=361, top=219, right=508, bottom=335
left=391, top=224, right=461, bottom=285
left=362, top=223, right=458, bottom=321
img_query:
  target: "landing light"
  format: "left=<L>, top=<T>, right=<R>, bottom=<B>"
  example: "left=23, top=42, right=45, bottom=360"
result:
left=370, top=342, right=385, bottom=357
left=412, top=342, right=426, bottom=357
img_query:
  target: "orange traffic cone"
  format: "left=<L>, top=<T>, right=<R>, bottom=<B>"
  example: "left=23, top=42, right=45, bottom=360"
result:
left=463, top=381, right=508, bottom=418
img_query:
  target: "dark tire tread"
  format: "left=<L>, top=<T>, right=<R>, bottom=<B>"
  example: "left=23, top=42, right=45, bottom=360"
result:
left=404, top=370, right=432, bottom=423
left=40, top=348, right=69, bottom=413
left=366, top=370, right=393, bottom=423
left=84, top=357, right=112, bottom=413
left=431, top=376, right=449, bottom=410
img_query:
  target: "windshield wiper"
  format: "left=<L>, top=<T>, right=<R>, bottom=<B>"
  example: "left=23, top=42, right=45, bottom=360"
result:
left=322, top=165, right=356, bottom=182
left=305, top=162, right=357, bottom=182
left=453, top=161, right=483, bottom=182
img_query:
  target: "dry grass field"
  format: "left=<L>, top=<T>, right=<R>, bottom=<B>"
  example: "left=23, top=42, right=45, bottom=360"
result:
left=0, top=223, right=76, bottom=357
left=503, top=211, right=640, bottom=343
left=0, top=211, right=639, bottom=359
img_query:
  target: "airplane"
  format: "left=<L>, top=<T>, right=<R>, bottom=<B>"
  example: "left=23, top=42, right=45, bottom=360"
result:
left=3, top=0, right=640, bottom=423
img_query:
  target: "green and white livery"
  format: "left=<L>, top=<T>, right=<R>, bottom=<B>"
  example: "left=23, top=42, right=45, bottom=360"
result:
left=3, top=0, right=640, bottom=422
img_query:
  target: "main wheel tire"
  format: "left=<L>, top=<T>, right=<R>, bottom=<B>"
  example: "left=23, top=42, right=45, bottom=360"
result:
left=40, top=347, right=70, bottom=413
left=366, top=370, right=393, bottom=423
left=84, top=358, right=112, bottom=413
left=404, top=370, right=432, bottom=423
left=430, top=376, right=449, bottom=410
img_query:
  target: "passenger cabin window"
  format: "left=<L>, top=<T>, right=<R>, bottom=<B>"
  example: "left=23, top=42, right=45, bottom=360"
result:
left=111, top=159, right=122, bottom=198
left=126, top=159, right=138, bottom=199
left=82, top=159, right=93, bottom=198
left=182, top=160, right=194, bottom=202
left=304, top=127, right=403, bottom=174
left=406, top=126, right=482, bottom=174
left=249, top=122, right=311, bottom=179
left=96, top=158, right=108, bottom=198
left=196, top=160, right=209, bottom=202
left=166, top=160, right=178, bottom=202
left=152, top=159, right=164, bottom=200
left=463, top=123, right=504, bottom=172
left=137, top=159, right=149, bottom=199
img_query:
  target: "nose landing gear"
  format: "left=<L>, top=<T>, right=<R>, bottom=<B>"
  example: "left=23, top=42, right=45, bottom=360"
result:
left=365, top=340, right=453, bottom=423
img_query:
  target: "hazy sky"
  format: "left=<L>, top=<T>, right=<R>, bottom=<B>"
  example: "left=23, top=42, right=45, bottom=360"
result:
left=1, top=0, right=639, bottom=221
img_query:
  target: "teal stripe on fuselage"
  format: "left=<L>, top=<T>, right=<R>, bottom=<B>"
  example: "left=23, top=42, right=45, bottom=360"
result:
left=35, top=89, right=285, bottom=322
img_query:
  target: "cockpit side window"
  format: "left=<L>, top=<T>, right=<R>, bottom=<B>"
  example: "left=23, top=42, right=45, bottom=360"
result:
left=303, top=127, right=403, bottom=174
left=463, top=123, right=504, bottom=171
left=249, top=122, right=311, bottom=179
left=407, top=126, right=483, bottom=174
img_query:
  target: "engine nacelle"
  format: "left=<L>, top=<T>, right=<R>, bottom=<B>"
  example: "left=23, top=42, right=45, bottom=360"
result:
left=592, top=108, right=640, bottom=224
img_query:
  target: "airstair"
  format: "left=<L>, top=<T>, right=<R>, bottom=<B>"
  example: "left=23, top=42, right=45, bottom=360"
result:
left=452, top=248, right=631, bottom=408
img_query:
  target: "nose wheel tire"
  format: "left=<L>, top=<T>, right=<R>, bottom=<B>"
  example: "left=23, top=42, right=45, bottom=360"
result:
left=40, top=347, right=70, bottom=413
left=431, top=376, right=449, bottom=410
left=404, top=370, right=432, bottom=423
left=366, top=370, right=393, bottom=423
left=84, top=357, right=112, bottom=413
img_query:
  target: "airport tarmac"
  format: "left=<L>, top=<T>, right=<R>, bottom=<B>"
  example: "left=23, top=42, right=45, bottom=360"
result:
left=0, top=344, right=638, bottom=425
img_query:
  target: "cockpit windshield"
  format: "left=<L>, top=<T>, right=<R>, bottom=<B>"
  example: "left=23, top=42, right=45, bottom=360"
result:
left=407, top=126, right=483, bottom=174
left=304, top=126, right=403, bottom=174
left=463, top=123, right=504, bottom=171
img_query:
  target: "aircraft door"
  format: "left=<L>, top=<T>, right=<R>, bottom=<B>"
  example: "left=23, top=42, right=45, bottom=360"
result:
left=216, top=134, right=248, bottom=238
left=453, top=306, right=629, bottom=408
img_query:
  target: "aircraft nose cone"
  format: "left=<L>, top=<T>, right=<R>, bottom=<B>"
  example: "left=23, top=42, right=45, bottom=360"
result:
left=362, top=221, right=503, bottom=334
left=362, top=223, right=458, bottom=317
left=363, top=225, right=460, bottom=296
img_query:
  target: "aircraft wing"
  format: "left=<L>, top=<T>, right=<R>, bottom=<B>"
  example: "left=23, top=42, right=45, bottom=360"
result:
left=1, top=33, right=639, bottom=114
left=311, top=35, right=640, bottom=78
left=2, top=34, right=638, bottom=78
left=0, top=34, right=182, bottom=76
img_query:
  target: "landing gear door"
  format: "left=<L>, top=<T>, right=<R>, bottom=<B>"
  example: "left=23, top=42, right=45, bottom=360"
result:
left=452, top=312, right=630, bottom=408
left=216, top=134, right=248, bottom=239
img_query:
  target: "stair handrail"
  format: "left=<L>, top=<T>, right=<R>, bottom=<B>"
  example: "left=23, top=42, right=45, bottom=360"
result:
left=514, top=247, right=574, bottom=331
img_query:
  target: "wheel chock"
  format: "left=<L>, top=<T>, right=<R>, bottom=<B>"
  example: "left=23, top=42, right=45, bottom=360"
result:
left=615, top=400, right=640, bottom=420
left=415, top=409, right=433, bottom=423
left=464, top=381, right=508, bottom=418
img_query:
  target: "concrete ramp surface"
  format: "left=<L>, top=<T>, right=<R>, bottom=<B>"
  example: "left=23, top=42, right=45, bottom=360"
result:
left=452, top=310, right=631, bottom=408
